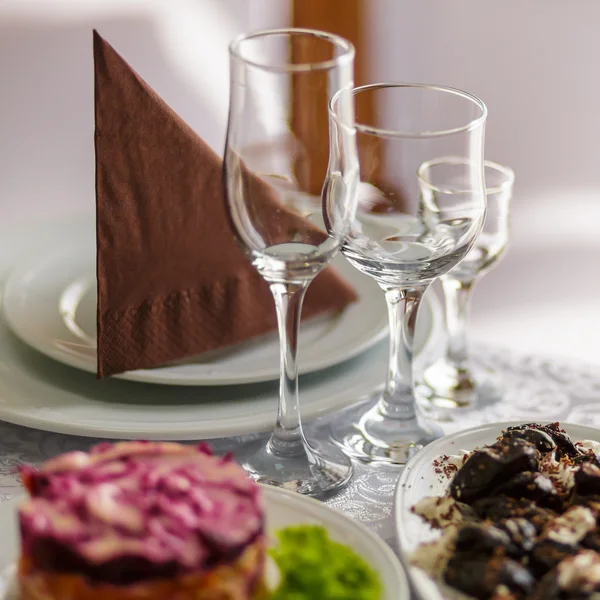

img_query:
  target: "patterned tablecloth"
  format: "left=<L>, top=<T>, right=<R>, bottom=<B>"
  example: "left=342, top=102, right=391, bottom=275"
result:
left=0, top=342, right=598, bottom=558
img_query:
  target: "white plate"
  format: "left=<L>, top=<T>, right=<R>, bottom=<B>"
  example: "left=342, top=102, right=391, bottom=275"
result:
left=0, top=216, right=442, bottom=439
left=394, top=421, right=600, bottom=600
left=1, top=219, right=407, bottom=385
left=0, top=485, right=409, bottom=599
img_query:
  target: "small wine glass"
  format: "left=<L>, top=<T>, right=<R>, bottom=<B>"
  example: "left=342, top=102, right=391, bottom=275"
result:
left=329, top=83, right=487, bottom=464
left=223, top=29, right=359, bottom=495
left=418, top=159, right=515, bottom=411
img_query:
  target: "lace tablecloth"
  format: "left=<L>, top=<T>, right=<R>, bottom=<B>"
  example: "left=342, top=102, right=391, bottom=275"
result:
left=0, top=344, right=598, bottom=555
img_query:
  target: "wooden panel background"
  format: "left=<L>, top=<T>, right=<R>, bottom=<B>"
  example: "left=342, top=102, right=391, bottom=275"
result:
left=291, top=0, right=371, bottom=195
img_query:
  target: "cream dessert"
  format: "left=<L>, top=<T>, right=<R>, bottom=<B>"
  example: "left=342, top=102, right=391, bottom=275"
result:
left=411, top=423, right=600, bottom=600
left=18, top=441, right=265, bottom=600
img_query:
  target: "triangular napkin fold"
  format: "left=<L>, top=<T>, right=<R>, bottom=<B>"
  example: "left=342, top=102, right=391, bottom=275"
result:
left=94, top=31, right=358, bottom=378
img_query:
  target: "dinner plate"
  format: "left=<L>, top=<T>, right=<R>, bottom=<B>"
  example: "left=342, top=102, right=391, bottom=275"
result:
left=394, top=421, right=600, bottom=600
left=0, top=216, right=442, bottom=439
left=1, top=217, right=419, bottom=385
left=0, top=485, right=409, bottom=599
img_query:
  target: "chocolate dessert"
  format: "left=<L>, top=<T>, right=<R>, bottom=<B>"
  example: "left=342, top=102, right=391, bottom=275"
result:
left=18, top=441, right=265, bottom=600
left=412, top=423, right=600, bottom=600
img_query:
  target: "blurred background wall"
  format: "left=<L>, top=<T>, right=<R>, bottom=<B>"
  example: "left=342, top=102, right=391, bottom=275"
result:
left=1, top=0, right=598, bottom=363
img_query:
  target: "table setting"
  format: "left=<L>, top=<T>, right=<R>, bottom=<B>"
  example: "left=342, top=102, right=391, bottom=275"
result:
left=0, top=24, right=600, bottom=600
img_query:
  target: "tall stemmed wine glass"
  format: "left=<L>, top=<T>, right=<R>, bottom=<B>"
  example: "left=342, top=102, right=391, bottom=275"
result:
left=223, top=29, right=358, bottom=495
left=329, top=83, right=487, bottom=464
left=420, top=159, right=515, bottom=412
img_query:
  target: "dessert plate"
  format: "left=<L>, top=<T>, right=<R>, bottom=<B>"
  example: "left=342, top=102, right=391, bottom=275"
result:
left=1, top=219, right=439, bottom=386
left=0, top=485, right=409, bottom=599
left=394, top=421, right=600, bottom=600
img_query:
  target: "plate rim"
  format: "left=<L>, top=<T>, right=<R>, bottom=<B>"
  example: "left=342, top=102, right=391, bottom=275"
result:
left=1, top=237, right=441, bottom=386
left=0, top=329, right=389, bottom=440
left=0, top=486, right=409, bottom=600
left=394, top=420, right=600, bottom=600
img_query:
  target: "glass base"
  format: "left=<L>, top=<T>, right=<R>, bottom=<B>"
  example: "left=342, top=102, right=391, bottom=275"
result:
left=232, top=433, right=353, bottom=497
left=328, top=393, right=443, bottom=465
left=418, top=359, right=504, bottom=417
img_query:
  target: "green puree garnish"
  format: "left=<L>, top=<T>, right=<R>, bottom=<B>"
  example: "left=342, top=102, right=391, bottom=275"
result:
left=268, top=525, right=382, bottom=600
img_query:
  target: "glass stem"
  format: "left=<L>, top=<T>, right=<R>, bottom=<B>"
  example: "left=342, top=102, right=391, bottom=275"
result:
left=268, top=281, right=309, bottom=457
left=442, top=277, right=475, bottom=370
left=379, top=284, right=429, bottom=419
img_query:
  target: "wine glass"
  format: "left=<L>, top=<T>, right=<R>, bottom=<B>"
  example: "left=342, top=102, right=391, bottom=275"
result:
left=419, top=159, right=515, bottom=411
left=223, top=29, right=359, bottom=495
left=328, top=83, right=487, bottom=464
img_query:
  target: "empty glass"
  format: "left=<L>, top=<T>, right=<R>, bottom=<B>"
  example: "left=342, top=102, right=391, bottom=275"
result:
left=223, top=29, right=359, bottom=495
left=419, top=159, right=515, bottom=411
left=329, top=83, right=487, bottom=464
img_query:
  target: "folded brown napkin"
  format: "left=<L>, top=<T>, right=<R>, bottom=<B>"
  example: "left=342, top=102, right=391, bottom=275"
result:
left=93, top=31, right=358, bottom=378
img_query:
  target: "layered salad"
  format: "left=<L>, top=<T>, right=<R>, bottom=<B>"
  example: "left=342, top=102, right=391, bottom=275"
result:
left=16, top=441, right=381, bottom=600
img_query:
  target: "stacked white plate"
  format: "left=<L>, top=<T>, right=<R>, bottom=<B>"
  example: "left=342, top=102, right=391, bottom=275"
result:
left=0, top=215, right=442, bottom=440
